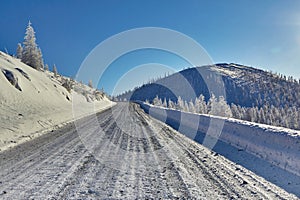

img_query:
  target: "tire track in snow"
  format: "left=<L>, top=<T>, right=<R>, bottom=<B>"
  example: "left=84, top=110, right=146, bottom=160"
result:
left=0, top=103, right=298, bottom=199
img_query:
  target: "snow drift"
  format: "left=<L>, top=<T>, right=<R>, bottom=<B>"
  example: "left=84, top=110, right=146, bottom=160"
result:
left=0, top=51, right=115, bottom=151
left=137, top=101, right=300, bottom=177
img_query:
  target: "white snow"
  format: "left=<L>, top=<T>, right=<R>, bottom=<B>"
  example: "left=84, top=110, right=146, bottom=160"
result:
left=0, top=51, right=115, bottom=152
left=1, top=103, right=298, bottom=199
left=138, top=102, right=300, bottom=177
left=210, top=65, right=240, bottom=78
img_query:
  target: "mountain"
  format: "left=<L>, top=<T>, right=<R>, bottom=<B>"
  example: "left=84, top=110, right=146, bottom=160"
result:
left=116, top=63, right=300, bottom=108
left=0, top=51, right=114, bottom=151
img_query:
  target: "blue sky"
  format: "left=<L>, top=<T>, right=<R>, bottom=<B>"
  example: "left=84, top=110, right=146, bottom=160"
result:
left=0, top=0, right=299, bottom=94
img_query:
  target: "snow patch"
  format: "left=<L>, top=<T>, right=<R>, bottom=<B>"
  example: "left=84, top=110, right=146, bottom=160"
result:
left=210, top=65, right=240, bottom=78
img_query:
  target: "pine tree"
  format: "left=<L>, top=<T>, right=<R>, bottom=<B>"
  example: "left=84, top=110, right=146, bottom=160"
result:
left=153, top=95, right=162, bottom=106
left=168, top=99, right=175, bottom=109
left=37, top=47, right=44, bottom=70
left=62, top=78, right=73, bottom=93
left=198, top=94, right=207, bottom=114
left=53, top=64, right=58, bottom=76
left=21, top=21, right=43, bottom=70
left=290, top=106, right=298, bottom=129
left=208, top=94, right=218, bottom=115
left=44, top=64, right=49, bottom=71
left=162, top=98, right=167, bottom=108
left=230, top=103, right=241, bottom=119
left=88, top=80, right=93, bottom=88
left=194, top=97, right=201, bottom=113
left=189, top=100, right=196, bottom=113
left=183, top=100, right=189, bottom=112
left=16, top=43, right=23, bottom=59
left=218, top=96, right=232, bottom=117
left=258, top=108, right=265, bottom=123
left=176, top=96, right=184, bottom=110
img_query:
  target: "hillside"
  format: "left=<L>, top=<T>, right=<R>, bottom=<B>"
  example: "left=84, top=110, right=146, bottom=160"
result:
left=116, top=63, right=300, bottom=109
left=0, top=51, right=115, bottom=151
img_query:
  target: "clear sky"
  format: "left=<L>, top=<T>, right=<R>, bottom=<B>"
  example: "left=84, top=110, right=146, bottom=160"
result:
left=0, top=0, right=299, bottom=95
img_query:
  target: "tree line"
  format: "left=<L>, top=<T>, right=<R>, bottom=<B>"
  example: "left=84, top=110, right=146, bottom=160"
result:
left=149, top=94, right=300, bottom=131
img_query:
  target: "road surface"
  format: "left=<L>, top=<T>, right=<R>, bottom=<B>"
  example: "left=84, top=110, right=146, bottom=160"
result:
left=0, top=103, right=297, bottom=199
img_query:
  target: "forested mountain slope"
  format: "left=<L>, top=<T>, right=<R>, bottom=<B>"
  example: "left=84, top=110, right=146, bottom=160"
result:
left=117, top=63, right=300, bottom=109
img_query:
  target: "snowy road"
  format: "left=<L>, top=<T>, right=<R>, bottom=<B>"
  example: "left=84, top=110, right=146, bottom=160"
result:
left=0, top=103, right=297, bottom=199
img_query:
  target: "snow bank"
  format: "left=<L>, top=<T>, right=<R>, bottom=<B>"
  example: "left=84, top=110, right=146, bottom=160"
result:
left=0, top=52, right=115, bottom=152
left=136, top=101, right=300, bottom=177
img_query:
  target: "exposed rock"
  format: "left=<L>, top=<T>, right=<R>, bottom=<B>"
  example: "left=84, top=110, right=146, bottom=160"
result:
left=2, top=69, right=22, bottom=91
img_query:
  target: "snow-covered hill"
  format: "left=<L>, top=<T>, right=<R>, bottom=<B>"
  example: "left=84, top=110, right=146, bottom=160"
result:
left=117, top=63, right=300, bottom=108
left=0, top=51, right=115, bottom=151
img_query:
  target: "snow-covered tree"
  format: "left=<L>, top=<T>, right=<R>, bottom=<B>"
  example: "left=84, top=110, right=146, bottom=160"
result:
left=168, top=99, right=175, bottom=109
left=198, top=94, right=207, bottom=114
left=183, top=100, right=189, bottom=112
left=53, top=64, right=58, bottom=76
left=208, top=94, right=218, bottom=115
left=230, top=103, right=240, bottom=119
left=62, top=78, right=73, bottom=93
left=37, top=47, right=44, bottom=70
left=290, top=106, right=299, bottom=129
left=44, top=64, right=49, bottom=71
left=194, top=97, right=201, bottom=113
left=217, top=96, right=232, bottom=117
left=258, top=107, right=265, bottom=123
left=21, top=21, right=44, bottom=70
left=153, top=95, right=162, bottom=106
left=176, top=96, right=184, bottom=110
left=162, top=98, right=167, bottom=108
left=145, top=92, right=300, bottom=130
left=88, top=80, right=93, bottom=88
left=16, top=43, right=23, bottom=59
left=205, top=95, right=232, bottom=117
left=189, top=100, right=196, bottom=113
